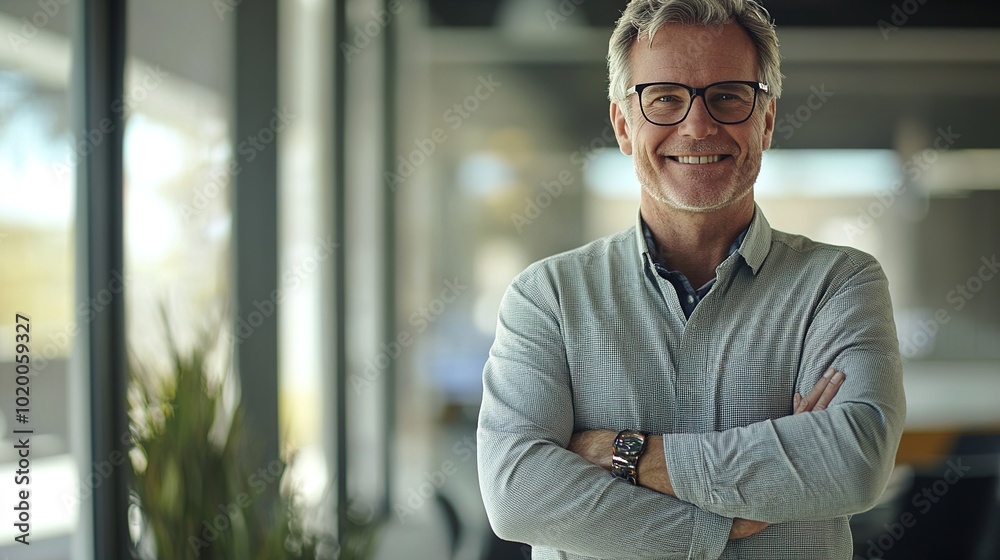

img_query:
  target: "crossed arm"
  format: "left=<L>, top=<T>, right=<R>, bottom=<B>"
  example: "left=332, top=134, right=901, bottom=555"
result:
left=478, top=257, right=905, bottom=558
left=568, top=368, right=846, bottom=540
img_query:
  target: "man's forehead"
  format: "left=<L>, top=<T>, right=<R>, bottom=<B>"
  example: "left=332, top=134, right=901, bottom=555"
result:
left=636, top=21, right=753, bottom=52
left=628, top=22, right=757, bottom=77
left=639, top=21, right=731, bottom=44
left=641, top=62, right=750, bottom=73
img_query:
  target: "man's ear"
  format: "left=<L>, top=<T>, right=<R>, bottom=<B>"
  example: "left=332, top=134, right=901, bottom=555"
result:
left=761, top=96, right=776, bottom=151
left=610, top=101, right=633, bottom=156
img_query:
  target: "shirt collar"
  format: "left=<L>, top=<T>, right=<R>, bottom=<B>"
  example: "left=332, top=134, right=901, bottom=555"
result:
left=634, top=203, right=773, bottom=276
left=738, top=204, right=772, bottom=275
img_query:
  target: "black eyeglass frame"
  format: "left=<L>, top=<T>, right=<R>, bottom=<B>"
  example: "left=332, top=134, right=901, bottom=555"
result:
left=626, top=80, right=769, bottom=126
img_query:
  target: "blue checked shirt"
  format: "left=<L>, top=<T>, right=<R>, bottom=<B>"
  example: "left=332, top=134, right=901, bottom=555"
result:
left=643, top=221, right=748, bottom=318
left=477, top=205, right=906, bottom=559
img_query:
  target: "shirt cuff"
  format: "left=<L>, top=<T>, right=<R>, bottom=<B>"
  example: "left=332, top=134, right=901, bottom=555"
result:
left=689, top=506, right=732, bottom=559
left=663, top=432, right=711, bottom=506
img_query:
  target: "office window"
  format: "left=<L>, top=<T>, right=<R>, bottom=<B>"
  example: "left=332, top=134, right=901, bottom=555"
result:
left=0, top=3, right=79, bottom=556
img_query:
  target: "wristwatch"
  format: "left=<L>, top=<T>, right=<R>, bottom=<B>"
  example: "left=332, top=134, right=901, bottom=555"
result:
left=611, top=429, right=647, bottom=485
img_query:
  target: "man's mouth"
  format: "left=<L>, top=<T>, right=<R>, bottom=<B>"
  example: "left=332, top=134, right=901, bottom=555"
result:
left=666, top=154, right=730, bottom=164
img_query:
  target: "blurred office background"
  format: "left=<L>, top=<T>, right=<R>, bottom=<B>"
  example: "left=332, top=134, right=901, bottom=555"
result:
left=1, top=0, right=1000, bottom=558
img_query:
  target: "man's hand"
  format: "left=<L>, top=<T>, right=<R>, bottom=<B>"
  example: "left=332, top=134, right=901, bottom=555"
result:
left=567, top=368, right=846, bottom=540
left=729, top=518, right=769, bottom=540
left=730, top=367, right=846, bottom=540
left=570, top=431, right=767, bottom=539
left=794, top=367, right=845, bottom=414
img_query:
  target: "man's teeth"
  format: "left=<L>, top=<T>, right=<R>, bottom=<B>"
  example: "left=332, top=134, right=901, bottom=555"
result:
left=674, top=155, right=722, bottom=164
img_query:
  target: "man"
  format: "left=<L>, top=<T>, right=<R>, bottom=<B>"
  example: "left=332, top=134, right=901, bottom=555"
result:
left=477, top=0, right=905, bottom=558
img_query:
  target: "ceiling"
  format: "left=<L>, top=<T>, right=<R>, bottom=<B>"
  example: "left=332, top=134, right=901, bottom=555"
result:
left=420, top=1, right=1000, bottom=150
left=3, top=0, right=1000, bottom=150
left=426, top=0, right=1000, bottom=28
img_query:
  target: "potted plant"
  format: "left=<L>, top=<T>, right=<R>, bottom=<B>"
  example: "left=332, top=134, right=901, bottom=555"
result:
left=128, top=318, right=379, bottom=559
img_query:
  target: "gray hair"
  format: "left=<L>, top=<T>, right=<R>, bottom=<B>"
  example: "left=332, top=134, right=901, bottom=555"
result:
left=607, top=0, right=782, bottom=104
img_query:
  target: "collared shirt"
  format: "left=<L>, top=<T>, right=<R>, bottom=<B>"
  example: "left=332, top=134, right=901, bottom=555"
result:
left=477, top=205, right=906, bottom=560
left=642, top=220, right=748, bottom=318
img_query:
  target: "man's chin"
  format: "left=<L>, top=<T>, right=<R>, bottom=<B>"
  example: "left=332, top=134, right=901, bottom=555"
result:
left=643, top=185, right=752, bottom=214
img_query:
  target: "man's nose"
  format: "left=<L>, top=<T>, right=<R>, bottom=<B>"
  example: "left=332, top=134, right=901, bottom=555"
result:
left=677, top=96, right=718, bottom=139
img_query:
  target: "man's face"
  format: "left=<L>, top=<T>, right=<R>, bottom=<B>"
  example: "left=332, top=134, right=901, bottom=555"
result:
left=611, top=22, right=776, bottom=213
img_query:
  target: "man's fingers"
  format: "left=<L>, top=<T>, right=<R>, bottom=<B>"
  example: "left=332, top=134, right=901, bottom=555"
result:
left=729, top=518, right=769, bottom=540
left=795, top=369, right=829, bottom=413
left=813, top=370, right=845, bottom=411
left=794, top=368, right=846, bottom=414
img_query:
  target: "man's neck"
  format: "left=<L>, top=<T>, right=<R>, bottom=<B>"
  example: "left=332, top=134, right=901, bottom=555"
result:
left=641, top=194, right=754, bottom=288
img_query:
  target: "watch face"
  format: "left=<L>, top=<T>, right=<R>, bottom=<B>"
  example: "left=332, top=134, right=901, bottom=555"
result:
left=612, top=431, right=645, bottom=485
left=615, top=431, right=646, bottom=456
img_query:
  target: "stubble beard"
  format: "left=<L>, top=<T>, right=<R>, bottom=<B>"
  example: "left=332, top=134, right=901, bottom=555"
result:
left=635, top=146, right=761, bottom=213
left=634, top=105, right=769, bottom=213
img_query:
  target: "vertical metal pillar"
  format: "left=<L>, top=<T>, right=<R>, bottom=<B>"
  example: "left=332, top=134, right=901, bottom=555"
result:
left=76, top=0, right=129, bottom=557
left=233, top=0, right=281, bottom=476
left=331, top=0, right=349, bottom=544
left=379, top=0, right=399, bottom=520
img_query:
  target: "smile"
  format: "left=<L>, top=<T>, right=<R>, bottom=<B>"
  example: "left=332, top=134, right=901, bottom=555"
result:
left=668, top=155, right=729, bottom=164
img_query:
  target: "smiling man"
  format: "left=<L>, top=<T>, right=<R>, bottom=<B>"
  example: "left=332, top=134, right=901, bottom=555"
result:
left=477, top=1, right=906, bottom=559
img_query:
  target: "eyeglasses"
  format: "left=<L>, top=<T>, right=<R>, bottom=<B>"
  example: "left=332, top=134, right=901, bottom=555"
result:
left=626, top=80, right=768, bottom=126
